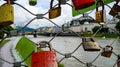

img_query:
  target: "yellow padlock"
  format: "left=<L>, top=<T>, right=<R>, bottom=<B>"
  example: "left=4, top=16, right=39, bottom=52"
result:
left=0, top=3, right=14, bottom=28
left=95, top=10, right=106, bottom=23
left=49, top=0, right=61, bottom=19
left=95, top=0, right=106, bottom=23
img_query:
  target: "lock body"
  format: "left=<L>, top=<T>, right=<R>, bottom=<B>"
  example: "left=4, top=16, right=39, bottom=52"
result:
left=101, top=46, right=113, bottom=58
left=82, top=37, right=101, bottom=51
left=32, top=51, right=58, bottom=67
left=95, top=10, right=106, bottom=23
left=0, top=4, right=14, bottom=28
left=72, top=0, right=95, bottom=10
left=49, top=7, right=61, bottom=19
left=49, top=0, right=61, bottom=19
left=101, top=51, right=112, bottom=57
left=109, top=4, right=120, bottom=19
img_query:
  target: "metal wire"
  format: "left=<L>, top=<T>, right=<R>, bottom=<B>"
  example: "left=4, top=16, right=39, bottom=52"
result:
left=0, top=0, right=120, bottom=67
left=14, top=3, right=36, bottom=16
left=91, top=51, right=102, bottom=63
left=58, top=57, right=65, bottom=64
left=21, top=51, right=34, bottom=63
left=0, top=57, right=13, bottom=64
left=71, top=43, right=82, bottom=54
left=43, top=17, right=82, bottom=38
left=53, top=48, right=65, bottom=56
left=48, top=31, right=62, bottom=43
left=72, top=56, right=86, bottom=65
left=17, top=17, right=37, bottom=32
left=110, top=37, right=119, bottom=46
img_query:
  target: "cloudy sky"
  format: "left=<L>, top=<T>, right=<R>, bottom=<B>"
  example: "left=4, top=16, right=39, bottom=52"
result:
left=0, top=0, right=117, bottom=29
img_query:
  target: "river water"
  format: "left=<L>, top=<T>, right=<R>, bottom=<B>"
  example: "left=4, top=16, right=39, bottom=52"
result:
left=27, top=36, right=120, bottom=67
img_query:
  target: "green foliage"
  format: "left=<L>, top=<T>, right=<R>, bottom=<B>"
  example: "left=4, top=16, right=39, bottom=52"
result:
left=82, top=34, right=118, bottom=38
left=3, top=26, right=14, bottom=31
left=0, top=40, right=9, bottom=47
left=92, top=26, right=100, bottom=33
left=16, top=37, right=42, bottom=67
left=92, top=26, right=109, bottom=34
left=0, top=30, right=4, bottom=38
left=58, top=64, right=64, bottom=67
left=115, top=21, right=120, bottom=32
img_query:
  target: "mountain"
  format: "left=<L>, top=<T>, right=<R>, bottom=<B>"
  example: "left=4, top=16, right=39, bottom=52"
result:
left=15, top=26, right=36, bottom=32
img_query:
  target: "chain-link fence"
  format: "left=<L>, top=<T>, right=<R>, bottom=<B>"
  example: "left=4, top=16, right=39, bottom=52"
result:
left=0, top=0, right=120, bottom=67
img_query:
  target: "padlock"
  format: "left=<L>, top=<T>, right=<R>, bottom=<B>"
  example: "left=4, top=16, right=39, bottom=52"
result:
left=0, top=3, right=14, bottom=28
left=109, top=2, right=120, bottom=19
left=82, top=37, right=101, bottom=51
left=72, top=0, right=95, bottom=10
left=31, top=41, right=58, bottom=67
left=29, top=0, right=37, bottom=6
left=101, top=45, right=113, bottom=58
left=49, top=0, right=61, bottom=19
left=4, top=0, right=17, bottom=4
left=95, top=0, right=106, bottom=23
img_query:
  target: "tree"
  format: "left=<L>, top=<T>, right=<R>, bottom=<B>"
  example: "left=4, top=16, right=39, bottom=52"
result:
left=115, top=21, right=120, bottom=33
left=3, top=26, right=14, bottom=31
left=0, top=26, right=15, bottom=38
left=0, top=30, right=4, bottom=38
left=92, top=26, right=101, bottom=33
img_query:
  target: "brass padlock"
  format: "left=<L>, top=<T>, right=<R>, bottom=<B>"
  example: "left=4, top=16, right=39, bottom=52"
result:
left=95, top=0, right=106, bottom=23
left=82, top=37, right=101, bottom=51
left=29, top=0, right=37, bottom=6
left=49, top=0, right=61, bottom=19
left=0, top=3, right=14, bottom=28
left=109, top=2, right=120, bottom=19
left=101, top=45, right=113, bottom=58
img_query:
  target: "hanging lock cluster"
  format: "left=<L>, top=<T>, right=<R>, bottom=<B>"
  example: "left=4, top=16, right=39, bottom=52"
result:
left=0, top=0, right=14, bottom=28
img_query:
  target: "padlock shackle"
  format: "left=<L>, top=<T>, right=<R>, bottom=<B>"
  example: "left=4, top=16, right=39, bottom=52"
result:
left=115, top=0, right=119, bottom=5
left=38, top=41, right=52, bottom=51
left=50, top=0, right=61, bottom=9
left=7, top=0, right=11, bottom=4
left=96, top=0, right=104, bottom=11
left=105, top=45, right=113, bottom=51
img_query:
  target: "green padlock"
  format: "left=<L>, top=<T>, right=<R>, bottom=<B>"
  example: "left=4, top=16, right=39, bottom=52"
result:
left=29, top=0, right=37, bottom=6
left=0, top=3, right=14, bottom=28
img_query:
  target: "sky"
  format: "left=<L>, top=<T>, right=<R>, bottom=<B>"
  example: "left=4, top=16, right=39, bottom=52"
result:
left=0, top=0, right=118, bottom=29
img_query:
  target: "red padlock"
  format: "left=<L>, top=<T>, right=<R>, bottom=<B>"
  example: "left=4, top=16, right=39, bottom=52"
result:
left=31, top=41, right=58, bottom=67
left=72, top=0, right=95, bottom=10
